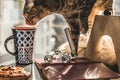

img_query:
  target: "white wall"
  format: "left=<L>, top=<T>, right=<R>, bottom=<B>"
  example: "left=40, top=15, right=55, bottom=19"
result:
left=113, top=0, right=120, bottom=15
left=0, top=0, right=25, bottom=55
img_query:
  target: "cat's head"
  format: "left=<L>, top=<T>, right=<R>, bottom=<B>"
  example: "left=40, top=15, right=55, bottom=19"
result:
left=23, top=0, right=43, bottom=25
left=23, top=0, right=63, bottom=25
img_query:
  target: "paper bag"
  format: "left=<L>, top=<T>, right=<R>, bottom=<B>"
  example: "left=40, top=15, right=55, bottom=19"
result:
left=86, top=15, right=120, bottom=72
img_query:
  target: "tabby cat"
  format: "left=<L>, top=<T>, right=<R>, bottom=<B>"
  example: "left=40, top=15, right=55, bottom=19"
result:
left=23, top=0, right=97, bottom=54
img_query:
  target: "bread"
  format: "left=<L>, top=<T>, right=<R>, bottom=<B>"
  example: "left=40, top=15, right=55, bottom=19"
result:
left=0, top=65, right=30, bottom=80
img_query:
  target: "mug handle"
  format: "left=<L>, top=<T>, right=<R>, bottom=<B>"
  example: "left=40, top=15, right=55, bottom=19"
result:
left=4, top=35, right=17, bottom=56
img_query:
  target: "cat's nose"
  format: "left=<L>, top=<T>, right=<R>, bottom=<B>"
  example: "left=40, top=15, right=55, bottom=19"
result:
left=23, top=13, right=33, bottom=25
left=26, top=20, right=33, bottom=25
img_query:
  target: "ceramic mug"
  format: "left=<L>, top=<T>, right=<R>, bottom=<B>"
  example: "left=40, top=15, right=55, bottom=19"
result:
left=4, top=26, right=36, bottom=65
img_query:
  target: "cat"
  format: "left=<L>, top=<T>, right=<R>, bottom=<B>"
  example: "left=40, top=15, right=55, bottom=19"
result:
left=23, top=0, right=97, bottom=54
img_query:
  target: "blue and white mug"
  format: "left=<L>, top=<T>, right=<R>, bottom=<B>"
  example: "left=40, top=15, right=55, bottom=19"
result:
left=4, top=26, right=36, bottom=65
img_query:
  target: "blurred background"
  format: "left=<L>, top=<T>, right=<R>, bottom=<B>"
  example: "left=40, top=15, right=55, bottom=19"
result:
left=0, top=0, right=25, bottom=55
left=0, top=0, right=67, bottom=58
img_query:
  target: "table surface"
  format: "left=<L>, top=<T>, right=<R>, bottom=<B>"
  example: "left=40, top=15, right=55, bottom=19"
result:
left=0, top=54, right=120, bottom=80
left=0, top=54, right=44, bottom=80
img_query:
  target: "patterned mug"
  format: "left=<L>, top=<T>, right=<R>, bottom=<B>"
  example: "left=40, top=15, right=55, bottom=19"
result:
left=4, top=26, right=36, bottom=65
